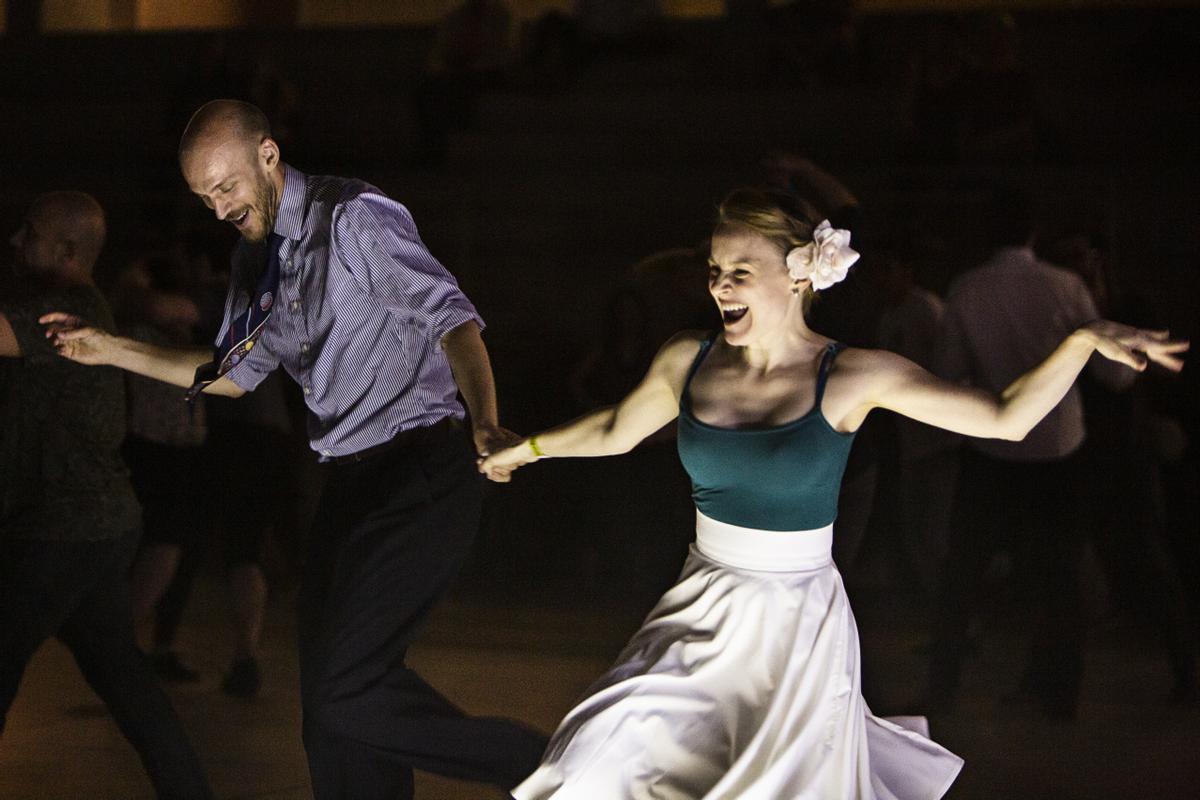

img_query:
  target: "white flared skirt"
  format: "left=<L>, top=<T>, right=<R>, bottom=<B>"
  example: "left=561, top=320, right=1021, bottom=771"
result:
left=513, top=511, right=963, bottom=800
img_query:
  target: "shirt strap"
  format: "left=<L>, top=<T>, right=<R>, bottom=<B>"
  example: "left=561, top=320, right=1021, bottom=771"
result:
left=814, top=342, right=846, bottom=407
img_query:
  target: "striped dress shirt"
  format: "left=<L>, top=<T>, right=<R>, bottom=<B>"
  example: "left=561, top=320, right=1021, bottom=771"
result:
left=216, top=164, right=483, bottom=459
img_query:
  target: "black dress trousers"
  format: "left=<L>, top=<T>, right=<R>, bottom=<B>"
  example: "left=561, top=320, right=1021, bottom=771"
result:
left=297, top=420, right=547, bottom=800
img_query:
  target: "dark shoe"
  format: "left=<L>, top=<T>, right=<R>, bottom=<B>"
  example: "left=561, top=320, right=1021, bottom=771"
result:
left=221, top=657, right=262, bottom=698
left=151, top=651, right=201, bottom=683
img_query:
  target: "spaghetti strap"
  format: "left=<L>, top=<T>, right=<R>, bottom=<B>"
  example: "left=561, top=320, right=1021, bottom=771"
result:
left=813, top=342, right=846, bottom=407
left=681, top=332, right=718, bottom=402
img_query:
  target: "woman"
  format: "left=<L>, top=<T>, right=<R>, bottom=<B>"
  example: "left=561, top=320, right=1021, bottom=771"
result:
left=480, top=189, right=1187, bottom=799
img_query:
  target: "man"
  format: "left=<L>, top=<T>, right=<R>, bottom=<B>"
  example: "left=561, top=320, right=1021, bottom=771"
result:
left=0, top=191, right=212, bottom=799
left=926, top=190, right=1135, bottom=720
left=44, top=100, right=546, bottom=799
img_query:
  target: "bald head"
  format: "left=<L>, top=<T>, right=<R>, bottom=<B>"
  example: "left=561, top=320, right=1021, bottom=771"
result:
left=12, top=191, right=107, bottom=278
left=178, top=99, right=272, bottom=166
left=178, top=100, right=285, bottom=243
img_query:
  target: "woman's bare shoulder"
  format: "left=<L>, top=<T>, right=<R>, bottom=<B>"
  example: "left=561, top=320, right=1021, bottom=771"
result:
left=661, top=329, right=709, bottom=360
left=649, top=330, right=710, bottom=381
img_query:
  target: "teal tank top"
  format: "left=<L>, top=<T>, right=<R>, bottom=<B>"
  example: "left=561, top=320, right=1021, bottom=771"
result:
left=677, top=337, right=856, bottom=531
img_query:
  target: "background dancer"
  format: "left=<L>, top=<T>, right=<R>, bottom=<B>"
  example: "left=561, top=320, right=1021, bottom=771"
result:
left=0, top=191, right=212, bottom=800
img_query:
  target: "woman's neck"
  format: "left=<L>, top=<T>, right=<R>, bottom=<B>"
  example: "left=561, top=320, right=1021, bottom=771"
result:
left=735, top=314, right=826, bottom=373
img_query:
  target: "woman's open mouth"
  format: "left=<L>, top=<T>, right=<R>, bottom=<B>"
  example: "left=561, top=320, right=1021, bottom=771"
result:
left=721, top=304, right=749, bottom=325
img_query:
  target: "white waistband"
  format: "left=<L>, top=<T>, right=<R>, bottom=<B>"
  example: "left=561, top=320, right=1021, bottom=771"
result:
left=694, top=510, right=833, bottom=572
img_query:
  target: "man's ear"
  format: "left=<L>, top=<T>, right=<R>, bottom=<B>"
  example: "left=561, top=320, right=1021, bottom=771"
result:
left=57, top=239, right=77, bottom=268
left=260, top=137, right=281, bottom=170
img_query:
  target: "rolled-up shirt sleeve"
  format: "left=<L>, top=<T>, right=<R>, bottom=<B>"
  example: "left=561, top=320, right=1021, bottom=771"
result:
left=330, top=193, right=484, bottom=342
left=211, top=286, right=281, bottom=393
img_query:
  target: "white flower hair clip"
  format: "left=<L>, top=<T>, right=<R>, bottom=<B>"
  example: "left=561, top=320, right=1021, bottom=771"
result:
left=785, top=220, right=860, bottom=291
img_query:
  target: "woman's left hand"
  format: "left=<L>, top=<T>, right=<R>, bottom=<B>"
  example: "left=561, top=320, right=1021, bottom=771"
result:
left=1082, top=321, right=1189, bottom=373
left=478, top=439, right=540, bottom=483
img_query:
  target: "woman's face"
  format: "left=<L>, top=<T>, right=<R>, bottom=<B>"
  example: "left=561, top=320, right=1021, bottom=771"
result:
left=708, top=224, right=803, bottom=347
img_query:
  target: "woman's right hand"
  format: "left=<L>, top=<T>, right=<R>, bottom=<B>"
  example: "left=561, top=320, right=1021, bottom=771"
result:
left=478, top=439, right=541, bottom=483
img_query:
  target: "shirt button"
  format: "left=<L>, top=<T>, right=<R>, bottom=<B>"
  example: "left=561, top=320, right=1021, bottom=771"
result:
left=290, top=300, right=301, bottom=312
left=303, top=385, right=312, bottom=395
left=301, top=342, right=310, bottom=353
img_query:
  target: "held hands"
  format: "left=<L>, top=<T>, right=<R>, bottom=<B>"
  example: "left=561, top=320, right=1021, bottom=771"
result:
left=1082, top=321, right=1189, bottom=373
left=477, top=438, right=541, bottom=483
left=472, top=422, right=524, bottom=459
left=38, top=312, right=115, bottom=365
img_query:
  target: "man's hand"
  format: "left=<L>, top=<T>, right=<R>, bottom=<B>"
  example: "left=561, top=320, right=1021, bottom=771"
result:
left=39, top=312, right=117, bottom=365
left=472, top=421, right=523, bottom=458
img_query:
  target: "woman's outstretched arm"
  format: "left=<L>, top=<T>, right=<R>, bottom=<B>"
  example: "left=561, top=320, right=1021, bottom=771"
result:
left=842, top=321, right=1188, bottom=441
left=479, top=332, right=703, bottom=482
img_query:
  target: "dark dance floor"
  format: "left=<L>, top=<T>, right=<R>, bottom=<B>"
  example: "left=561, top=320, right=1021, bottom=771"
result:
left=3, top=566, right=1196, bottom=799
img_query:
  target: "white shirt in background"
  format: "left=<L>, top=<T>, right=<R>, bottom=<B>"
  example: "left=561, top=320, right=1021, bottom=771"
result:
left=935, top=246, right=1133, bottom=461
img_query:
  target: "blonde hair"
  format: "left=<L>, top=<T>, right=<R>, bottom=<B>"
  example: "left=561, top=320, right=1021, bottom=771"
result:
left=716, top=188, right=820, bottom=252
left=715, top=188, right=821, bottom=309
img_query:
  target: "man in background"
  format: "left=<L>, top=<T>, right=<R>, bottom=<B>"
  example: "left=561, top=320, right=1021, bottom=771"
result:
left=0, top=191, right=212, bottom=799
left=927, top=188, right=1134, bottom=720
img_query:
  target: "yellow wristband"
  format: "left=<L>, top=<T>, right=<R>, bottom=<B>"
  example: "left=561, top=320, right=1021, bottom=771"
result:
left=528, top=436, right=545, bottom=458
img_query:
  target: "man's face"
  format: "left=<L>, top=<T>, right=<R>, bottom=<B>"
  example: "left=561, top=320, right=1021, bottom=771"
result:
left=182, top=135, right=280, bottom=243
left=9, top=206, right=62, bottom=276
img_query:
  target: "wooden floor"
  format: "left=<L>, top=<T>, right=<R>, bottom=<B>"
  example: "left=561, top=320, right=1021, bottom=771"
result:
left=2, top=568, right=1197, bottom=800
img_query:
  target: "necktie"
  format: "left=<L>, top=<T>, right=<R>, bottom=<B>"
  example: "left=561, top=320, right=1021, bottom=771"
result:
left=186, top=232, right=284, bottom=402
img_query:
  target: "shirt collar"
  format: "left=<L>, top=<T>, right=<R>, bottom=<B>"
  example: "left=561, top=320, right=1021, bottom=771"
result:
left=272, top=164, right=306, bottom=242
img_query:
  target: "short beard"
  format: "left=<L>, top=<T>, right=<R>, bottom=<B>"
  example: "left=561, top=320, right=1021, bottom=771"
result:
left=238, top=173, right=280, bottom=244
left=256, top=174, right=279, bottom=239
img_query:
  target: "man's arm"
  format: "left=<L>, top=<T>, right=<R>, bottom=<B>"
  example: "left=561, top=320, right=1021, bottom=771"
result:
left=441, top=320, right=510, bottom=455
left=39, top=312, right=245, bottom=397
left=332, top=194, right=500, bottom=448
left=0, top=313, right=19, bottom=357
